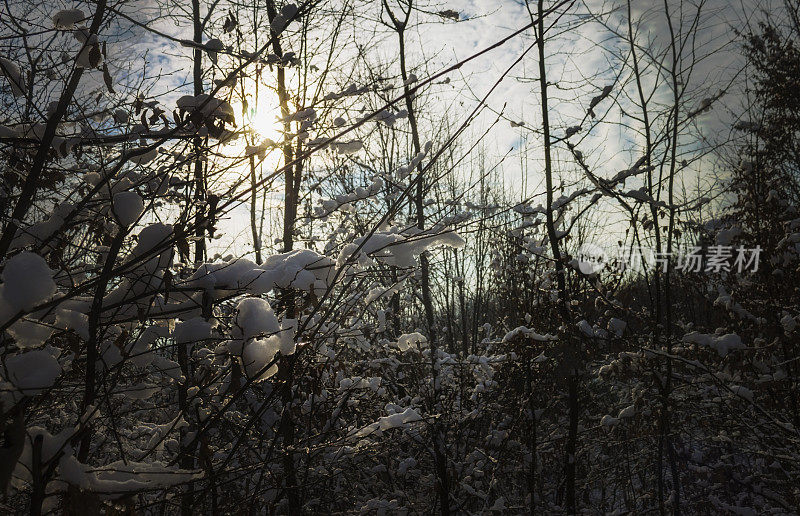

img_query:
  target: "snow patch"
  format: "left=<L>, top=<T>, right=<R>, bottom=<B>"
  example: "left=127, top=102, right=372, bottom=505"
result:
left=1, top=252, right=56, bottom=311
left=4, top=349, right=61, bottom=394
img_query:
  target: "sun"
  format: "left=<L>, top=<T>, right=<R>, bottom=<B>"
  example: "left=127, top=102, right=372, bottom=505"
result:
left=243, top=101, right=283, bottom=143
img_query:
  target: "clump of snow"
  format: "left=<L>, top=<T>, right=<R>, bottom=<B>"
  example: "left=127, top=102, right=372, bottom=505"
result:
left=233, top=297, right=280, bottom=341
left=269, top=3, right=298, bottom=34
left=52, top=9, right=86, bottom=29
left=370, top=109, right=407, bottom=126
left=350, top=407, right=423, bottom=438
left=502, top=326, right=557, bottom=342
left=338, top=226, right=465, bottom=270
left=241, top=337, right=280, bottom=381
left=365, top=278, right=405, bottom=305
left=112, top=191, right=144, bottom=227
left=10, top=203, right=74, bottom=249
left=203, top=38, right=224, bottom=63
left=262, top=249, right=334, bottom=294
left=228, top=297, right=294, bottom=381
left=577, top=319, right=597, bottom=337
left=279, top=319, right=297, bottom=355
left=245, top=138, right=276, bottom=160
left=338, top=376, right=382, bottom=392
left=75, top=41, right=103, bottom=69
left=13, top=123, right=74, bottom=158
left=781, top=314, right=797, bottom=334
left=403, top=73, right=418, bottom=86
left=282, top=107, right=316, bottom=123
left=714, top=286, right=760, bottom=322
left=323, top=83, right=368, bottom=101
left=623, top=187, right=668, bottom=209
left=4, top=349, right=62, bottom=395
left=315, top=176, right=383, bottom=217
left=128, top=223, right=173, bottom=274
left=0, top=57, right=26, bottom=97
left=58, top=457, right=201, bottom=492
left=4, top=315, right=56, bottom=348
left=1, top=252, right=56, bottom=311
left=54, top=306, right=89, bottom=340
left=359, top=498, right=401, bottom=513
left=128, top=325, right=169, bottom=367
left=397, top=457, right=416, bottom=475
left=187, top=250, right=334, bottom=297
left=682, top=331, right=746, bottom=357
left=177, top=94, right=235, bottom=124
left=393, top=332, right=427, bottom=351
left=600, top=414, right=619, bottom=427
left=395, top=142, right=433, bottom=179
left=489, top=497, right=506, bottom=512
left=173, top=317, right=216, bottom=344
left=730, top=385, right=754, bottom=402
left=608, top=318, right=626, bottom=337
left=331, top=139, right=363, bottom=155
left=73, top=27, right=98, bottom=45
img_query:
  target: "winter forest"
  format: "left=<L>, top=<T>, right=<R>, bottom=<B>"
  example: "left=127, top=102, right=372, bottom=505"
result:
left=2, top=0, right=800, bottom=513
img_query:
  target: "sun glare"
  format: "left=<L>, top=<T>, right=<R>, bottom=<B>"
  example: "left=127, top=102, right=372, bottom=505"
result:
left=244, top=102, right=283, bottom=143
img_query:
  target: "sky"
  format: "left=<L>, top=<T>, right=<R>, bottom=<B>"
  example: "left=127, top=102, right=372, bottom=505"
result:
left=4, top=0, right=773, bottom=257
left=216, top=0, right=763, bottom=253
